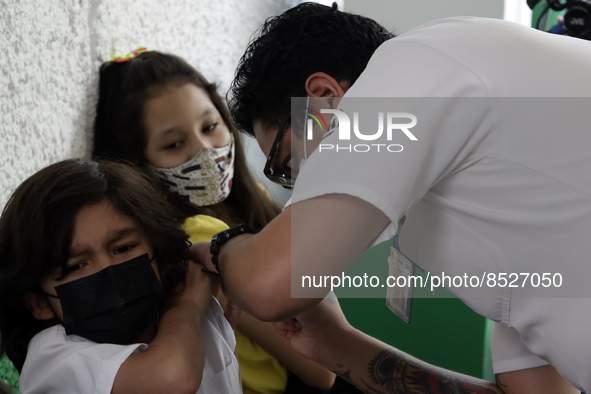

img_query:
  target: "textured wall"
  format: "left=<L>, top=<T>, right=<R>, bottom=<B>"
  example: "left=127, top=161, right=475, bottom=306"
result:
left=1, top=0, right=302, bottom=208
left=0, top=0, right=92, bottom=207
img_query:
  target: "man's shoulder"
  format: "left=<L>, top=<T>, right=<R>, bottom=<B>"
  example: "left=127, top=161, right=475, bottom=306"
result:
left=375, top=17, right=524, bottom=58
left=346, top=18, right=499, bottom=98
left=355, top=16, right=588, bottom=97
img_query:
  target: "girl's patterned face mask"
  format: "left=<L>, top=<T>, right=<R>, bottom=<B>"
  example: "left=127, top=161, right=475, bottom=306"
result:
left=154, top=136, right=234, bottom=206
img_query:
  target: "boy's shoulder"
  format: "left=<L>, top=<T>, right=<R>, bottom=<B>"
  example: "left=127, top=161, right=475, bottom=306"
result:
left=29, top=324, right=64, bottom=344
left=30, top=324, right=86, bottom=348
left=26, top=324, right=96, bottom=363
left=28, top=324, right=145, bottom=357
left=20, top=325, right=146, bottom=394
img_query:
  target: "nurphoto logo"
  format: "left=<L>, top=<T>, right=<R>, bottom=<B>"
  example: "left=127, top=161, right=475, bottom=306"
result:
left=309, top=110, right=418, bottom=153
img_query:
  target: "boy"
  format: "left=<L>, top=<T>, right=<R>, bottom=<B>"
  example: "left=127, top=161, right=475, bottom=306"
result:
left=0, top=159, right=240, bottom=393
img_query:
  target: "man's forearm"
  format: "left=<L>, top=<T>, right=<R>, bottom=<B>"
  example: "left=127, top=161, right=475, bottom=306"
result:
left=216, top=232, right=277, bottom=317
left=319, top=326, right=503, bottom=394
left=211, top=196, right=392, bottom=321
left=216, top=212, right=321, bottom=321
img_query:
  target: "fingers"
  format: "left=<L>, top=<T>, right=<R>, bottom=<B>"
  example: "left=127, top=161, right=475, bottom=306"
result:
left=188, top=241, right=208, bottom=260
left=189, top=242, right=217, bottom=272
left=273, top=319, right=302, bottom=339
left=177, top=261, right=218, bottom=313
left=187, top=261, right=215, bottom=287
left=163, top=263, right=215, bottom=314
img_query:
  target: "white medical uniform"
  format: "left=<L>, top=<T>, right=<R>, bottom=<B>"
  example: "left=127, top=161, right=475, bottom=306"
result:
left=292, top=17, right=591, bottom=391
left=19, top=297, right=241, bottom=394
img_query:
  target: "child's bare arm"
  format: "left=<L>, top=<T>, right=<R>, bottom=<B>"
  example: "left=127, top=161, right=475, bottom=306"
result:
left=112, top=262, right=215, bottom=394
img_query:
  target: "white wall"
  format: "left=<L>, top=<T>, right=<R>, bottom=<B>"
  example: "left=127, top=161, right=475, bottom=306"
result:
left=0, top=0, right=302, bottom=208
left=1, top=1, right=510, bottom=207
left=344, top=0, right=504, bottom=35
left=504, top=0, right=533, bottom=26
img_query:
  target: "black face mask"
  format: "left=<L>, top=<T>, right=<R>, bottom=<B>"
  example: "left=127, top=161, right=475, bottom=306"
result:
left=44, top=254, right=165, bottom=344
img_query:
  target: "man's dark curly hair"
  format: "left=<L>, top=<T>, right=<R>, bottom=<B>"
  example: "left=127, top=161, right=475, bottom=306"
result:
left=228, top=2, right=394, bottom=136
left=0, top=159, right=190, bottom=371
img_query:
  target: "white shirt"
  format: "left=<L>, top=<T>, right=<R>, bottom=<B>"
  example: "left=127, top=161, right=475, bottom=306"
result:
left=20, top=297, right=241, bottom=394
left=292, top=17, right=591, bottom=391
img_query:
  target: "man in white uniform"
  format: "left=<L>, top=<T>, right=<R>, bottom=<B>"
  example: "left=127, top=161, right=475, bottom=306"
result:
left=193, top=3, right=591, bottom=393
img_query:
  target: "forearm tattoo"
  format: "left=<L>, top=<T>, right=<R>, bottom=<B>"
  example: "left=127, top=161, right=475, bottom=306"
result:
left=334, top=349, right=503, bottom=394
left=494, top=375, right=508, bottom=391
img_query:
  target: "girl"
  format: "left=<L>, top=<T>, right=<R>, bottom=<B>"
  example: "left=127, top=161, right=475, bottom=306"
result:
left=0, top=159, right=241, bottom=393
left=92, top=49, right=335, bottom=394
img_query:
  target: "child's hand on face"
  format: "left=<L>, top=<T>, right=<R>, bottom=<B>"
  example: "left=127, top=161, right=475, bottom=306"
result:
left=189, top=242, right=217, bottom=273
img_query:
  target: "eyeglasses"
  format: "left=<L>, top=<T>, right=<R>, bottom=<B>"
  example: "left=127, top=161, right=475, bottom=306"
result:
left=263, top=116, right=293, bottom=189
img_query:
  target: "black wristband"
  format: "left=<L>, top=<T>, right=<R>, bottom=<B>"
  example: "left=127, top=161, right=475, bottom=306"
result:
left=210, top=223, right=254, bottom=273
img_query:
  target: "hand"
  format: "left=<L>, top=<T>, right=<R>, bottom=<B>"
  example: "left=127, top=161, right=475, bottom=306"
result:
left=165, top=261, right=216, bottom=319
left=273, top=292, right=351, bottom=363
left=189, top=242, right=217, bottom=273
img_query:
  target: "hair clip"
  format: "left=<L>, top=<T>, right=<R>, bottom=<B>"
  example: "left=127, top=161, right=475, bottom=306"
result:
left=111, top=47, right=151, bottom=63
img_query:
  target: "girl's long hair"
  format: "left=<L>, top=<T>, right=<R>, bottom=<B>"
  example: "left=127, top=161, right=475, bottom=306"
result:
left=93, top=51, right=281, bottom=231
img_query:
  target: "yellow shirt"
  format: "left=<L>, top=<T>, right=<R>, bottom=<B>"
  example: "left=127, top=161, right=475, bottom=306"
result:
left=183, top=214, right=288, bottom=394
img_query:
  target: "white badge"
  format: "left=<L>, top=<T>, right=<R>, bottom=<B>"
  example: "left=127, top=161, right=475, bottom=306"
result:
left=386, top=234, right=414, bottom=323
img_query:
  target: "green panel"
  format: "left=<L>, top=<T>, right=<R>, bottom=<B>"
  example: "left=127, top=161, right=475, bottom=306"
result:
left=336, top=240, right=494, bottom=381
left=482, top=318, right=495, bottom=382
left=0, top=353, right=19, bottom=393
left=531, top=1, right=566, bottom=31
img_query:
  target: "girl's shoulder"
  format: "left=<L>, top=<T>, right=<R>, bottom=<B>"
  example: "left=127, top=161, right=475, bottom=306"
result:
left=183, top=214, right=229, bottom=243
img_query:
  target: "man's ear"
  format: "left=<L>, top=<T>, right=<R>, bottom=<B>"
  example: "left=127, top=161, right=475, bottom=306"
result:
left=304, top=72, right=348, bottom=99
left=23, top=291, right=56, bottom=320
